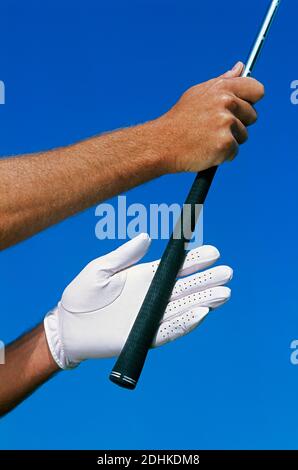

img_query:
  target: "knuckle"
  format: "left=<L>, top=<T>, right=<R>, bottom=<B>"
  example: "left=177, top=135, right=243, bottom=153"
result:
left=218, top=110, right=235, bottom=127
left=220, top=92, right=236, bottom=109
left=217, top=131, right=235, bottom=153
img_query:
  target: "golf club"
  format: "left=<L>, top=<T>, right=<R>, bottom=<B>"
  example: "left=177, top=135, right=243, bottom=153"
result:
left=110, top=0, right=281, bottom=389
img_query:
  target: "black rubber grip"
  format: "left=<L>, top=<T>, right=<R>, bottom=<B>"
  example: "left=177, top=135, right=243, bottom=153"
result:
left=110, top=0, right=281, bottom=389
left=110, top=166, right=217, bottom=389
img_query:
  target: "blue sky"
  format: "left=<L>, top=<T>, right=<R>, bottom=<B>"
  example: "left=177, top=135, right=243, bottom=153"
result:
left=0, top=0, right=297, bottom=450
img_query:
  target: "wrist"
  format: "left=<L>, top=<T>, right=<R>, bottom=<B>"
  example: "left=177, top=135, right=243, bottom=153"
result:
left=143, top=117, right=176, bottom=175
left=44, top=305, right=79, bottom=370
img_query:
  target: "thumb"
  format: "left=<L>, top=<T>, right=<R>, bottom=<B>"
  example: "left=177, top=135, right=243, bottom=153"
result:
left=105, top=233, right=152, bottom=273
left=220, top=61, right=244, bottom=78
left=205, top=61, right=244, bottom=89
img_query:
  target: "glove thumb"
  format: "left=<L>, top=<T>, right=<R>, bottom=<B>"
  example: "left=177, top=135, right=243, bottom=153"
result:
left=105, top=233, right=151, bottom=273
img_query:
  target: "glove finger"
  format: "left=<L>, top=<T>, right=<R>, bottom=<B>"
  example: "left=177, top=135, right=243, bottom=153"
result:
left=102, top=233, right=151, bottom=273
left=153, top=307, right=210, bottom=348
left=162, top=286, right=231, bottom=322
left=150, top=245, right=220, bottom=278
left=170, top=266, right=233, bottom=301
left=178, top=245, right=220, bottom=277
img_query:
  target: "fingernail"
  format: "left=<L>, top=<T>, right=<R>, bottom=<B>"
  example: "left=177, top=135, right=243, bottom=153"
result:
left=223, top=61, right=244, bottom=78
left=224, top=62, right=242, bottom=78
left=231, top=61, right=242, bottom=71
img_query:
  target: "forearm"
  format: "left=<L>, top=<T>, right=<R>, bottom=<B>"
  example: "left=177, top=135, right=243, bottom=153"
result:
left=0, top=323, right=59, bottom=417
left=0, top=67, right=264, bottom=250
left=0, top=120, right=169, bottom=250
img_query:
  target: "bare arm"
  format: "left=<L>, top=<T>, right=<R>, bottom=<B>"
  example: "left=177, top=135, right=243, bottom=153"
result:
left=0, top=64, right=264, bottom=250
left=0, top=122, right=168, bottom=249
left=0, top=324, right=59, bottom=417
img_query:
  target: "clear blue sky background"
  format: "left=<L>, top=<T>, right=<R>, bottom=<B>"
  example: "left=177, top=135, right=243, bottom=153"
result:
left=0, top=0, right=297, bottom=450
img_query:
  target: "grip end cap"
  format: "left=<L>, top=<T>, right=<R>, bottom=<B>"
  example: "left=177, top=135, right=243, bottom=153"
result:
left=110, top=371, right=137, bottom=390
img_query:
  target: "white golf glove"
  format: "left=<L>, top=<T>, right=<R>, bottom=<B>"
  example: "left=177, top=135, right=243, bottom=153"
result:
left=44, top=234, right=232, bottom=369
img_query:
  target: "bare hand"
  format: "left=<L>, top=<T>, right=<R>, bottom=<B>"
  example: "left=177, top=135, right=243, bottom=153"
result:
left=158, top=62, right=265, bottom=173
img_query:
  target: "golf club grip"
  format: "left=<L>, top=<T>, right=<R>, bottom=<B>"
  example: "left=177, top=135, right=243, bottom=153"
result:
left=110, top=0, right=281, bottom=389
left=110, top=166, right=217, bottom=389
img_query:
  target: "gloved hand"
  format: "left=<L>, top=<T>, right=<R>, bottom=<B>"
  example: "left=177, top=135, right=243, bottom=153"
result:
left=44, top=234, right=233, bottom=369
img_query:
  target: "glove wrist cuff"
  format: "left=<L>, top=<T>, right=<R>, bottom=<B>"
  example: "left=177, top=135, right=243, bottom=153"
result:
left=44, top=306, right=78, bottom=370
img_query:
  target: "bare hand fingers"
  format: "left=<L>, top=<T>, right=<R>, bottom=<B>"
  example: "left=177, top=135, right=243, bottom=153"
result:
left=227, top=96, right=257, bottom=126
left=231, top=118, right=249, bottom=145
left=225, top=77, right=265, bottom=104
